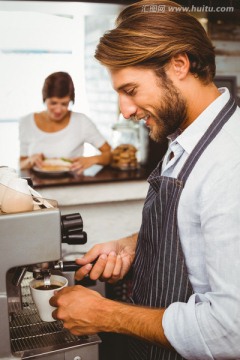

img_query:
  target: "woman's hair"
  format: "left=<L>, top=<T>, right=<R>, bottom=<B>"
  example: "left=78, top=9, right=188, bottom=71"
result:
left=95, top=0, right=216, bottom=83
left=42, top=71, right=75, bottom=103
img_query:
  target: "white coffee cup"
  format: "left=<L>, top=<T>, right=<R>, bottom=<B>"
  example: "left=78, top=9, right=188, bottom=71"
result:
left=1, top=178, right=34, bottom=213
left=30, top=274, right=68, bottom=322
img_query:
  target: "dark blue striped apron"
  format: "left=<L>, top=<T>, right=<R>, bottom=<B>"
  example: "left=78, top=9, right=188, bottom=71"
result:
left=129, top=96, right=237, bottom=360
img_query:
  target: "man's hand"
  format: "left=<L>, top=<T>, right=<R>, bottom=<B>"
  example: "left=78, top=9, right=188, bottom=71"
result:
left=49, top=284, right=171, bottom=350
left=50, top=285, right=107, bottom=335
left=74, top=235, right=138, bottom=283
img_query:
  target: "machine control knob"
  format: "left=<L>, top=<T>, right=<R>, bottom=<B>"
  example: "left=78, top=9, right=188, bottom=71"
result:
left=61, top=213, right=83, bottom=231
left=61, top=213, right=87, bottom=245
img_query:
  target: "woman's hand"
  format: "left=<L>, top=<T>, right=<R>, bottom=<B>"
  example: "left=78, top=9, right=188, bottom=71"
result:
left=20, top=153, right=44, bottom=170
left=70, top=142, right=112, bottom=175
left=70, top=156, right=96, bottom=174
left=75, top=234, right=138, bottom=283
left=34, top=154, right=44, bottom=168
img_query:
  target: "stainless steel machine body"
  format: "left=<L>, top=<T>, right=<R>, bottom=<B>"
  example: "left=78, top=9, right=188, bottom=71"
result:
left=0, top=206, right=100, bottom=360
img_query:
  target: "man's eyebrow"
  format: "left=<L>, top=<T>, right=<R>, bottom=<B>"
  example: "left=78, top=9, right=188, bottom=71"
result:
left=116, top=82, right=137, bottom=92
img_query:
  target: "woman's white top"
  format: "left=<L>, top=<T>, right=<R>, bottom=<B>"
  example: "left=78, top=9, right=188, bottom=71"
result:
left=19, top=112, right=106, bottom=158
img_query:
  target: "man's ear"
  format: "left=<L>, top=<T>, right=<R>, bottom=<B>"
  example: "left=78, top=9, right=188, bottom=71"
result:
left=170, top=53, right=190, bottom=80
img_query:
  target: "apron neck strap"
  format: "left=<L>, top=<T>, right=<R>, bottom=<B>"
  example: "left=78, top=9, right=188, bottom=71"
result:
left=178, top=96, right=237, bottom=183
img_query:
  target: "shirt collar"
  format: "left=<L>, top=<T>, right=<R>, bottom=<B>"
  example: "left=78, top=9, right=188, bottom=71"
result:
left=169, top=87, right=231, bottom=155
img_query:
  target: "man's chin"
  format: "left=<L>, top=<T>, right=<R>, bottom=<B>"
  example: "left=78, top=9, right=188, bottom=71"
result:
left=149, top=129, right=165, bottom=143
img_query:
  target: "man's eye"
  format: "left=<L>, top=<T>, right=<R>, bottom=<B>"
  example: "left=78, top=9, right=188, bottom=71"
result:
left=125, top=88, right=135, bottom=96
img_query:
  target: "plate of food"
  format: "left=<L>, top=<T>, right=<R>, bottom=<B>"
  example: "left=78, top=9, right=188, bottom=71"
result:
left=33, top=158, right=73, bottom=177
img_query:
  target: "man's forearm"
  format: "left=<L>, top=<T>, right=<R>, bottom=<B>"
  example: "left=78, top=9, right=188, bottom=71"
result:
left=101, top=297, right=172, bottom=350
left=118, top=232, right=138, bottom=252
left=111, top=233, right=172, bottom=349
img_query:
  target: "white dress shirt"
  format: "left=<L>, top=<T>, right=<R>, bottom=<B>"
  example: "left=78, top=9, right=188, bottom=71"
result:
left=162, top=88, right=240, bottom=359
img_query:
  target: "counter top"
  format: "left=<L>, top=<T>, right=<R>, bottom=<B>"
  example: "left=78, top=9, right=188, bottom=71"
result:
left=20, top=166, right=150, bottom=206
left=21, top=165, right=150, bottom=189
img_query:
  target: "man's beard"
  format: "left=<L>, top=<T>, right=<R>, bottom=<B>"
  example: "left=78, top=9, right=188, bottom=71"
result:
left=149, top=76, right=187, bottom=143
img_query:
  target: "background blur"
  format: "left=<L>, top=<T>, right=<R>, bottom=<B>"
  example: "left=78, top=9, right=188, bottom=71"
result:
left=0, top=1, right=239, bottom=169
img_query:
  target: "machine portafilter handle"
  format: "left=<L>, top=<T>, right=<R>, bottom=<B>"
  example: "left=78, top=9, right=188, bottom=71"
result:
left=31, top=259, right=97, bottom=280
left=29, top=261, right=81, bottom=280
left=54, top=259, right=98, bottom=272
left=61, top=213, right=87, bottom=245
left=54, top=260, right=83, bottom=272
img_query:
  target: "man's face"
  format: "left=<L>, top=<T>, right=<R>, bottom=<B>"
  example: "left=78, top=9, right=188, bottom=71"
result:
left=109, top=67, right=187, bottom=142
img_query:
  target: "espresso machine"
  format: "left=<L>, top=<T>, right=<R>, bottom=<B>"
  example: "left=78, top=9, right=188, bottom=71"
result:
left=0, top=196, right=101, bottom=360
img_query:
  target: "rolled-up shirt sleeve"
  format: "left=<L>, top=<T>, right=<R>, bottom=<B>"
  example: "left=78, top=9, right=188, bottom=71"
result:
left=163, top=295, right=213, bottom=359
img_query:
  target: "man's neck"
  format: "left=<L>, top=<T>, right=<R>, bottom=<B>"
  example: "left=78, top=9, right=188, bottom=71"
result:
left=181, top=81, right=221, bottom=131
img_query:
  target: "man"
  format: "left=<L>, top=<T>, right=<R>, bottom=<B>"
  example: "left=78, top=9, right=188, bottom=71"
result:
left=50, top=1, right=240, bottom=359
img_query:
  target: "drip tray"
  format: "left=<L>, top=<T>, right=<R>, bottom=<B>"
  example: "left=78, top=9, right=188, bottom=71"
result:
left=9, top=273, right=101, bottom=359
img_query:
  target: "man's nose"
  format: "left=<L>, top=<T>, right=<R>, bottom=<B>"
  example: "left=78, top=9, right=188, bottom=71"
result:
left=119, top=95, right=137, bottom=119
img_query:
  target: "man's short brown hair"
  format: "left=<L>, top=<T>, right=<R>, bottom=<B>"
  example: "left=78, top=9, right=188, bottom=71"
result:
left=95, top=0, right=215, bottom=84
